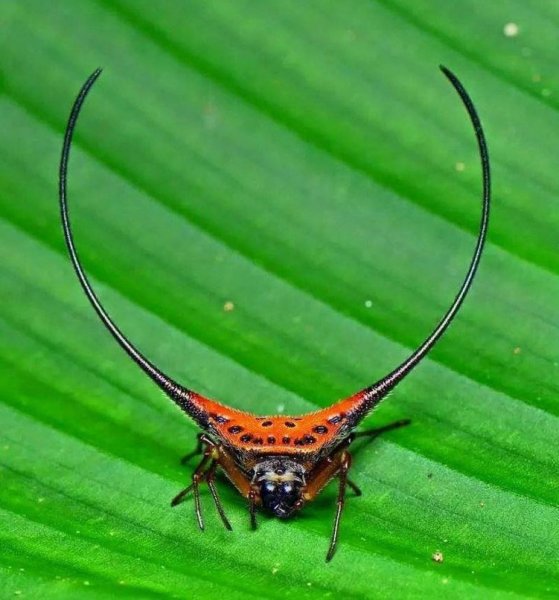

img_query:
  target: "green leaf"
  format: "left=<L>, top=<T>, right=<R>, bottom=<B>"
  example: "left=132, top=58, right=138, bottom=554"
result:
left=1, top=1, right=557, bottom=598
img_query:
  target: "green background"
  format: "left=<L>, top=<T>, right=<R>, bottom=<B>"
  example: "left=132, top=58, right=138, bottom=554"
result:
left=1, top=1, right=558, bottom=598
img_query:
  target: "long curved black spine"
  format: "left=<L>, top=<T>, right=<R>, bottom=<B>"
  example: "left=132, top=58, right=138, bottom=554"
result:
left=58, top=69, right=198, bottom=415
left=353, top=65, right=491, bottom=418
left=59, top=66, right=490, bottom=427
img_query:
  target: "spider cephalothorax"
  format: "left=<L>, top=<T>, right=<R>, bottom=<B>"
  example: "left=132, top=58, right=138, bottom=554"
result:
left=252, top=458, right=306, bottom=519
left=59, top=65, right=490, bottom=560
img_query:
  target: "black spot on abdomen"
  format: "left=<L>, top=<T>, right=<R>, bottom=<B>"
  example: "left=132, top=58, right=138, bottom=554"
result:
left=294, top=435, right=317, bottom=446
left=312, top=425, right=328, bottom=434
left=210, top=413, right=230, bottom=424
left=327, top=413, right=346, bottom=425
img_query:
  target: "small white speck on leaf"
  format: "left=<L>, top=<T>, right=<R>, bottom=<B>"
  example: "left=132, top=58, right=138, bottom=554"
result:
left=432, top=550, right=444, bottom=563
left=364, top=299, right=373, bottom=308
left=276, top=404, right=285, bottom=413
left=503, top=22, right=519, bottom=37
left=223, top=301, right=235, bottom=312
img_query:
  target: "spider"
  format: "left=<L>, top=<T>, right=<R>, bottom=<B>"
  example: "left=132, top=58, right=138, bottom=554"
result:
left=58, top=65, right=490, bottom=561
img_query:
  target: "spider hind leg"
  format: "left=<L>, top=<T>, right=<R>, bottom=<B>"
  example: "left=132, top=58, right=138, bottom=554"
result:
left=354, top=418, right=411, bottom=441
left=179, top=432, right=206, bottom=465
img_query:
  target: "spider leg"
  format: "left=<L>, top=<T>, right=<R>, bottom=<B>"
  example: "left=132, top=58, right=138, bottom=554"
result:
left=326, top=451, right=352, bottom=562
left=170, top=481, right=195, bottom=507
left=174, top=436, right=256, bottom=533
left=171, top=447, right=213, bottom=530
left=248, top=490, right=258, bottom=530
left=354, top=418, right=411, bottom=441
left=192, top=474, right=205, bottom=530
left=344, top=420, right=409, bottom=502
left=347, top=478, right=362, bottom=496
left=205, top=461, right=233, bottom=531
left=180, top=432, right=205, bottom=465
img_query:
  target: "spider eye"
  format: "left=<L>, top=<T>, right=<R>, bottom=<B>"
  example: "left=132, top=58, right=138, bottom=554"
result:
left=265, top=482, right=276, bottom=493
left=282, top=483, right=293, bottom=494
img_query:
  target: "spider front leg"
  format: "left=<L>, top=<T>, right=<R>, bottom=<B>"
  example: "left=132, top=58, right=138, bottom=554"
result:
left=171, top=434, right=232, bottom=531
left=171, top=449, right=211, bottom=530
left=319, top=420, right=410, bottom=559
left=326, top=451, right=352, bottom=562
left=205, top=460, right=232, bottom=530
left=248, top=489, right=258, bottom=530
left=302, top=449, right=354, bottom=562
